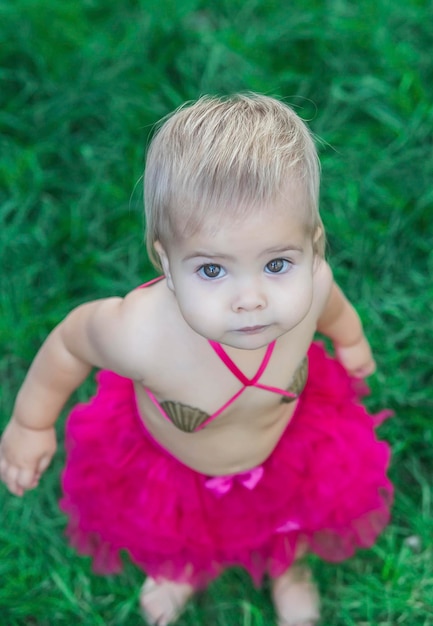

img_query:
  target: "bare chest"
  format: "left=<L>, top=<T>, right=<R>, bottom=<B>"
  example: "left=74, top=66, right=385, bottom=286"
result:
left=132, top=332, right=312, bottom=474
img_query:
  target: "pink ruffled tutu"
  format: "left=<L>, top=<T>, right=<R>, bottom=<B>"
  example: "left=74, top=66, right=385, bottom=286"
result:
left=60, top=342, right=392, bottom=588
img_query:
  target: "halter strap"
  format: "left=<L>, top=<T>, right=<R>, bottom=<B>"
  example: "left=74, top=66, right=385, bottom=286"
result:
left=146, top=339, right=298, bottom=431
left=195, top=340, right=297, bottom=430
left=207, top=340, right=276, bottom=386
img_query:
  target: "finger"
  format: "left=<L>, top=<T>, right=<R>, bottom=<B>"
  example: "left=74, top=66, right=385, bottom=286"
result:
left=0, top=455, right=8, bottom=483
left=362, top=360, right=376, bottom=377
left=37, top=454, right=52, bottom=474
left=17, top=467, right=39, bottom=491
left=3, top=464, right=24, bottom=497
left=353, top=362, right=376, bottom=379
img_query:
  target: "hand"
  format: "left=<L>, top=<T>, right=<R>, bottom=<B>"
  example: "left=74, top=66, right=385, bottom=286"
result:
left=335, top=336, right=376, bottom=379
left=0, top=418, right=57, bottom=496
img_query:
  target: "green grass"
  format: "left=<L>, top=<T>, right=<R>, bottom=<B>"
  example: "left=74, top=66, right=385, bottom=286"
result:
left=1, top=0, right=432, bottom=624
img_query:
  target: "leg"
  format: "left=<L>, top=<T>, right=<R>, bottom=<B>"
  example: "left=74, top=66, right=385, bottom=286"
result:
left=271, top=562, right=320, bottom=626
left=140, top=577, right=195, bottom=626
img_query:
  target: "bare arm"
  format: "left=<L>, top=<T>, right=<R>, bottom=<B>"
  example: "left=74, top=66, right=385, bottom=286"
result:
left=317, top=281, right=376, bottom=378
left=13, top=323, right=93, bottom=431
left=0, top=294, right=146, bottom=496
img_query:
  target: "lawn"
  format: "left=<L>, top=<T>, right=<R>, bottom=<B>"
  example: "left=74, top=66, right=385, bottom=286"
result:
left=1, top=0, right=432, bottom=624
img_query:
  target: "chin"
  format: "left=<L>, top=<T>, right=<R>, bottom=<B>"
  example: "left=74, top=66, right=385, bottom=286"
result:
left=224, top=332, right=277, bottom=351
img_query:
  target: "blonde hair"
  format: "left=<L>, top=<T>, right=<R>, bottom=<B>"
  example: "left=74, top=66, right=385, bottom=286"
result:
left=144, top=93, right=324, bottom=268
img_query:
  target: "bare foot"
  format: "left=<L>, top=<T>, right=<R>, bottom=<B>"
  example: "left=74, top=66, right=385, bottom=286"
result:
left=140, top=577, right=194, bottom=625
left=271, top=564, right=320, bottom=626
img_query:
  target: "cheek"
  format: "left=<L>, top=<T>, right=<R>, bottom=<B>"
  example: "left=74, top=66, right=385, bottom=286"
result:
left=177, top=290, right=221, bottom=328
left=277, top=278, right=313, bottom=319
left=299, top=280, right=314, bottom=307
left=179, top=305, right=224, bottom=341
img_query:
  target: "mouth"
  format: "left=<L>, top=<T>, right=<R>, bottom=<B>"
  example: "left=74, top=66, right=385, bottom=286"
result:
left=236, top=325, right=268, bottom=335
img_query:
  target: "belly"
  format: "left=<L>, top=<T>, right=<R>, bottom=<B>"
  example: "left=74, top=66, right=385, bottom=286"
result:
left=135, top=385, right=298, bottom=475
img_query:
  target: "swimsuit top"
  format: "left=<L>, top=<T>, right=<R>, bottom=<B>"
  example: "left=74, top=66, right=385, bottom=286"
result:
left=145, top=345, right=308, bottom=433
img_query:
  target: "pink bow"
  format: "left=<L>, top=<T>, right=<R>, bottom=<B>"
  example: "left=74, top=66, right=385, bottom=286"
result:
left=275, top=519, right=301, bottom=533
left=205, top=465, right=264, bottom=496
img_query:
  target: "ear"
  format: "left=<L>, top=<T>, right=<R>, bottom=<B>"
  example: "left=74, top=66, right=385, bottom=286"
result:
left=154, top=241, right=174, bottom=291
left=313, top=226, right=323, bottom=247
left=313, top=226, right=325, bottom=254
left=312, top=226, right=325, bottom=272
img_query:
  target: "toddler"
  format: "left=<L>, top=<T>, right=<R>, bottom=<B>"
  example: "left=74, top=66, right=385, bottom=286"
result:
left=0, top=94, right=392, bottom=626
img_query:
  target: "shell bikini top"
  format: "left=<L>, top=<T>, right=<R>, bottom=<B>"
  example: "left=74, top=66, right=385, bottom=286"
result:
left=141, top=277, right=308, bottom=433
left=145, top=337, right=308, bottom=434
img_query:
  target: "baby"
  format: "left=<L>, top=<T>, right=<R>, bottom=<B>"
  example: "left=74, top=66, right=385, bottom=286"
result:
left=0, top=94, right=392, bottom=625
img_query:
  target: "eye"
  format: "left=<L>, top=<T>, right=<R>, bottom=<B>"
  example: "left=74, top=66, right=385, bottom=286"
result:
left=198, top=263, right=225, bottom=279
left=265, top=258, right=290, bottom=274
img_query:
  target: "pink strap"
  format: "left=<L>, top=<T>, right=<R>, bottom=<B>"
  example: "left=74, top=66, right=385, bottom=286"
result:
left=205, top=341, right=297, bottom=418
left=208, top=340, right=275, bottom=385
left=138, top=276, right=165, bottom=289
left=195, top=341, right=277, bottom=430
left=145, top=339, right=297, bottom=431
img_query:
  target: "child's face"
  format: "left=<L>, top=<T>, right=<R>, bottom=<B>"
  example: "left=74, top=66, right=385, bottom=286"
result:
left=156, top=202, right=316, bottom=350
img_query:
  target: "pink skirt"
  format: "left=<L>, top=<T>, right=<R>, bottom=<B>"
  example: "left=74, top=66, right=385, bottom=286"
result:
left=60, top=342, right=393, bottom=588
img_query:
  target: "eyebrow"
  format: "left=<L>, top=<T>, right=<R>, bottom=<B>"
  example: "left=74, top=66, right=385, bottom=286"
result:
left=183, top=245, right=304, bottom=262
left=262, top=245, right=304, bottom=255
left=183, top=251, right=236, bottom=262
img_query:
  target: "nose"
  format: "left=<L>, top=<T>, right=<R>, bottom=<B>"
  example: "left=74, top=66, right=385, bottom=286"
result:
left=231, top=280, right=267, bottom=313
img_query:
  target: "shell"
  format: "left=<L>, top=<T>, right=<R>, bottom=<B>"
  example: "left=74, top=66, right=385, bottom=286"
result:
left=160, top=400, right=210, bottom=433
left=281, top=357, right=308, bottom=403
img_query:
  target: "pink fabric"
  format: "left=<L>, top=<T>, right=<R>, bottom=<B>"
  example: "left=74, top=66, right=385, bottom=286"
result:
left=205, top=465, right=264, bottom=496
left=60, top=342, right=393, bottom=589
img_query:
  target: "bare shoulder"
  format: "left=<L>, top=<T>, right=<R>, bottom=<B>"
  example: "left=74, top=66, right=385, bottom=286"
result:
left=311, top=259, right=334, bottom=316
left=61, top=280, right=170, bottom=379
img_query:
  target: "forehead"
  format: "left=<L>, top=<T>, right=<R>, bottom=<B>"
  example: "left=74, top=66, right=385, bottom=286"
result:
left=169, top=206, right=311, bottom=260
left=203, top=205, right=306, bottom=239
left=170, top=176, right=311, bottom=238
